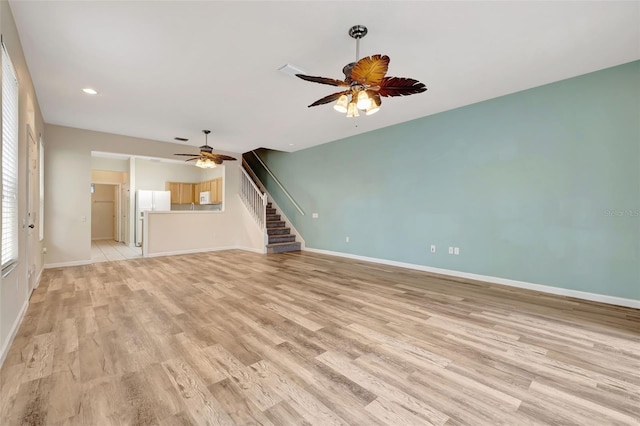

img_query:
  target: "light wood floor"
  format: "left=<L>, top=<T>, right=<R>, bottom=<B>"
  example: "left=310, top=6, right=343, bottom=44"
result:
left=1, top=250, right=638, bottom=425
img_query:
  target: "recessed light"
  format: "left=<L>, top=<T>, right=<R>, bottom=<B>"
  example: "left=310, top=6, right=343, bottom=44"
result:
left=82, top=88, right=98, bottom=95
left=289, top=143, right=295, bottom=146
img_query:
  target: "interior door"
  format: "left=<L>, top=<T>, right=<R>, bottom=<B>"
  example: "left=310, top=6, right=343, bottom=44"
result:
left=26, top=128, right=38, bottom=296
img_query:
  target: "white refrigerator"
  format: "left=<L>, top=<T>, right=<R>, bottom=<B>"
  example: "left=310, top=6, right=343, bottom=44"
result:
left=135, top=190, right=171, bottom=246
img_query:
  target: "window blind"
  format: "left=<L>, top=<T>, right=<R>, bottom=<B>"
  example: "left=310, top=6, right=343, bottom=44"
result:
left=2, top=43, right=19, bottom=270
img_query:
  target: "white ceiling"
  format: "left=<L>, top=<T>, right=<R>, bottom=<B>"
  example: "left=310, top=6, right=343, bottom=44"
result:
left=9, top=1, right=640, bottom=154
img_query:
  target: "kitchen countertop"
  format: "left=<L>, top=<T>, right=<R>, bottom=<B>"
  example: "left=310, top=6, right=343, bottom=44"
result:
left=148, top=210, right=225, bottom=214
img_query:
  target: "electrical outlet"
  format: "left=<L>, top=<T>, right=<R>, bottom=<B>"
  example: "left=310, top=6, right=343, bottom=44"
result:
left=312, top=213, right=318, bottom=219
left=454, top=247, right=460, bottom=255
left=346, top=236, right=350, bottom=243
left=430, top=244, right=436, bottom=253
left=448, top=247, right=454, bottom=254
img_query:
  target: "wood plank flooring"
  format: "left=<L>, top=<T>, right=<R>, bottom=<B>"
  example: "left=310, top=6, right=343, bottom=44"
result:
left=1, top=250, right=639, bottom=425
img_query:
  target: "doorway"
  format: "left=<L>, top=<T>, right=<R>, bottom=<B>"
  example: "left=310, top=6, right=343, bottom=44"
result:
left=91, top=183, right=120, bottom=241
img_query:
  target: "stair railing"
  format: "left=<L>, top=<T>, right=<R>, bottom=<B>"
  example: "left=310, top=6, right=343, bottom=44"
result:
left=250, top=151, right=305, bottom=216
left=239, top=165, right=267, bottom=230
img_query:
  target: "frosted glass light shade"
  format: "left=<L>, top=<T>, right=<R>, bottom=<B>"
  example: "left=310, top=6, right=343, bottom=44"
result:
left=333, top=95, right=349, bottom=113
left=196, top=158, right=217, bottom=168
left=366, top=95, right=381, bottom=115
left=356, top=90, right=371, bottom=110
left=366, top=103, right=380, bottom=115
left=346, top=102, right=360, bottom=117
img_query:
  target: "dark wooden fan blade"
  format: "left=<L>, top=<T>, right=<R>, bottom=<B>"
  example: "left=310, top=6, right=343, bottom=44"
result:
left=201, top=152, right=237, bottom=162
left=308, top=90, right=350, bottom=108
left=296, top=74, right=348, bottom=87
left=185, top=157, right=199, bottom=162
left=174, top=153, right=199, bottom=156
left=351, top=54, right=389, bottom=86
left=214, top=155, right=237, bottom=161
left=377, top=76, right=427, bottom=97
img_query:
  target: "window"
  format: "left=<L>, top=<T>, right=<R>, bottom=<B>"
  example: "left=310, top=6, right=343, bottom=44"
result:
left=2, top=43, right=19, bottom=272
left=39, top=136, right=44, bottom=241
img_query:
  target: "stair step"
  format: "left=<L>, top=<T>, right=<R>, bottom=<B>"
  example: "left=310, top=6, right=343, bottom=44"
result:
left=266, top=203, right=272, bottom=209
left=268, top=234, right=296, bottom=244
left=266, top=241, right=301, bottom=254
left=266, top=214, right=281, bottom=221
left=266, top=220, right=286, bottom=228
left=267, top=227, right=290, bottom=235
left=266, top=208, right=276, bottom=215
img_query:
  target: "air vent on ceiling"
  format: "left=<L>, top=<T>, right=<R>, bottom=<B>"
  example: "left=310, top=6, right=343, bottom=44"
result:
left=174, top=137, right=189, bottom=142
left=278, top=63, right=306, bottom=77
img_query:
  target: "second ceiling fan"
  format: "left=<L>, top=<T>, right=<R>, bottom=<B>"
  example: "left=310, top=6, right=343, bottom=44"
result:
left=296, top=25, right=427, bottom=117
left=174, top=130, right=236, bottom=169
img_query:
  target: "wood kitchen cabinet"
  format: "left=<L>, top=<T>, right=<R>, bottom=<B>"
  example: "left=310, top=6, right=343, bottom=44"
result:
left=194, top=183, right=201, bottom=204
left=179, top=183, right=194, bottom=204
left=212, top=178, right=222, bottom=203
left=197, top=178, right=222, bottom=203
left=166, top=178, right=222, bottom=205
left=166, top=182, right=181, bottom=204
left=165, top=182, right=195, bottom=204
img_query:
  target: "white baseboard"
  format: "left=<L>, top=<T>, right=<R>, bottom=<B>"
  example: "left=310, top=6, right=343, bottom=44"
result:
left=236, top=246, right=266, bottom=254
left=303, top=247, right=640, bottom=309
left=145, top=245, right=264, bottom=258
left=0, top=301, right=29, bottom=369
left=44, top=260, right=92, bottom=269
left=34, top=267, right=43, bottom=289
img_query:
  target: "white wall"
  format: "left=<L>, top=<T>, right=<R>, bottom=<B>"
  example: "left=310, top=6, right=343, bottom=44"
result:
left=0, top=0, right=46, bottom=365
left=135, top=158, right=203, bottom=191
left=200, top=166, right=224, bottom=181
left=91, top=156, right=128, bottom=172
left=44, top=124, right=241, bottom=266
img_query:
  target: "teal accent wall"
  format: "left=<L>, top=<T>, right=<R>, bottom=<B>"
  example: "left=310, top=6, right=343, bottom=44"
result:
left=253, top=61, right=640, bottom=300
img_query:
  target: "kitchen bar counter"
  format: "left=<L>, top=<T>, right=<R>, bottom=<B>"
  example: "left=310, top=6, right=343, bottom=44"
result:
left=153, top=210, right=224, bottom=214
left=142, top=207, right=264, bottom=257
left=170, top=203, right=222, bottom=212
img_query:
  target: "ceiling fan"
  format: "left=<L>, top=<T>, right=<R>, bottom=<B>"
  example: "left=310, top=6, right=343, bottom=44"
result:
left=296, top=25, right=427, bottom=117
left=174, top=130, right=236, bottom=168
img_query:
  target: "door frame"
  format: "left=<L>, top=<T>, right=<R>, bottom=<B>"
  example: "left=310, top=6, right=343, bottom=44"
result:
left=25, top=125, right=39, bottom=297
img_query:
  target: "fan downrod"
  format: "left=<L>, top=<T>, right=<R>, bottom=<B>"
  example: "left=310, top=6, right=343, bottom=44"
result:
left=348, top=25, right=367, bottom=39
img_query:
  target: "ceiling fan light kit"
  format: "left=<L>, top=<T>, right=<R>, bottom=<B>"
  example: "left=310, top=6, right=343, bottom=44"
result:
left=174, top=130, right=237, bottom=168
left=195, top=158, right=217, bottom=169
left=296, top=25, right=426, bottom=118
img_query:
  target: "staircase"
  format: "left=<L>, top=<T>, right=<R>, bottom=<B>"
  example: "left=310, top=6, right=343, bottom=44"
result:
left=240, top=158, right=301, bottom=254
left=265, top=203, right=301, bottom=253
